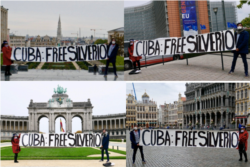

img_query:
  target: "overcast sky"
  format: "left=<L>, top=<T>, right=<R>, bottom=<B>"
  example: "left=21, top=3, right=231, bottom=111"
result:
left=126, top=82, right=186, bottom=107
left=124, top=0, right=249, bottom=22
left=1, top=82, right=126, bottom=133
left=2, top=1, right=124, bottom=37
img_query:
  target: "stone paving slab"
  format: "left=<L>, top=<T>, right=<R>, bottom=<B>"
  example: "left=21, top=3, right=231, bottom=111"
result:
left=1, top=160, right=126, bottom=167
left=1, top=70, right=124, bottom=81
left=126, top=130, right=250, bottom=167
left=124, top=54, right=250, bottom=81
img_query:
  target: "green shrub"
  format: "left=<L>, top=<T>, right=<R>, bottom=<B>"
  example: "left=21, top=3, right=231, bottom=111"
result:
left=76, top=61, right=91, bottom=70
left=26, top=62, right=40, bottom=69
left=41, top=62, right=76, bottom=70
left=109, top=139, right=126, bottom=142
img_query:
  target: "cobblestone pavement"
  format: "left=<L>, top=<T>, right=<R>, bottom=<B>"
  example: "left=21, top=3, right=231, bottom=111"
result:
left=124, top=54, right=250, bottom=81
left=1, top=70, right=124, bottom=81
left=126, top=130, right=250, bottom=167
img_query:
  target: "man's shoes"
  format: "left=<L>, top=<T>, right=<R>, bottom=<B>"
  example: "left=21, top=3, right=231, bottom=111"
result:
left=132, top=162, right=135, bottom=166
left=104, top=75, right=107, bottom=78
left=99, top=160, right=104, bottom=162
left=239, top=158, right=242, bottom=161
left=245, top=159, right=248, bottom=162
left=245, top=74, right=249, bottom=77
left=228, top=71, right=234, bottom=75
left=115, top=75, right=118, bottom=78
left=106, top=161, right=110, bottom=163
left=14, top=161, right=18, bottom=163
left=8, top=72, right=12, bottom=76
left=142, top=160, right=146, bottom=164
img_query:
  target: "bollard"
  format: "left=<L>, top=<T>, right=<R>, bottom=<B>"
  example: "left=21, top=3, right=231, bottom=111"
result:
left=117, top=146, right=119, bottom=150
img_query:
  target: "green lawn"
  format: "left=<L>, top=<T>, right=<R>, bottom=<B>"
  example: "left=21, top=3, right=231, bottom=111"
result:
left=100, top=56, right=124, bottom=71
left=76, top=61, right=91, bottom=70
left=1, top=146, right=126, bottom=160
left=42, top=62, right=76, bottom=70
left=26, top=62, right=40, bottom=69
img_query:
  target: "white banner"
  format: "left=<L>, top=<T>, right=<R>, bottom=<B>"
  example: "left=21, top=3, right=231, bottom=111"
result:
left=19, top=133, right=102, bottom=147
left=11, top=44, right=107, bottom=62
left=139, top=129, right=239, bottom=148
left=133, top=29, right=235, bottom=57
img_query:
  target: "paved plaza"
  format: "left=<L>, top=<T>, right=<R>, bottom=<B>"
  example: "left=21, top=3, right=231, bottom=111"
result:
left=124, top=54, right=250, bottom=81
left=1, top=70, right=124, bottom=81
left=1, top=159, right=126, bottom=167
left=126, top=130, right=250, bottom=167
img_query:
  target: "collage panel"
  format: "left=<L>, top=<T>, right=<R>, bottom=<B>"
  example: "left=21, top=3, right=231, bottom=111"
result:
left=124, top=0, right=250, bottom=81
left=126, top=82, right=250, bottom=167
left=1, top=81, right=127, bottom=166
left=1, top=1, right=124, bottom=81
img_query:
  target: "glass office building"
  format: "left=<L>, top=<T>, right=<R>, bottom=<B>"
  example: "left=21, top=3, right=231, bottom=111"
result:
left=124, top=1, right=168, bottom=41
left=208, top=1, right=237, bottom=32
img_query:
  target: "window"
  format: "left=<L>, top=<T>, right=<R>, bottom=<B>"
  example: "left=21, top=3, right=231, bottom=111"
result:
left=245, top=102, right=247, bottom=112
left=237, top=91, right=239, bottom=100
left=241, top=103, right=243, bottom=112
left=241, top=90, right=243, bottom=99
left=245, top=89, right=248, bottom=98
left=237, top=103, right=239, bottom=113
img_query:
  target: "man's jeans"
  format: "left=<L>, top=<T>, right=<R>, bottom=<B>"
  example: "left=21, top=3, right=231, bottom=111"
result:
left=230, top=52, right=248, bottom=75
left=101, top=148, right=109, bottom=161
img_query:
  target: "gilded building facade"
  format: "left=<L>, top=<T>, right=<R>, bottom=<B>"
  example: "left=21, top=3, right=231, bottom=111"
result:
left=126, top=94, right=137, bottom=128
left=168, top=101, right=178, bottom=125
left=1, top=6, right=8, bottom=44
left=235, top=83, right=250, bottom=126
left=126, top=92, right=158, bottom=128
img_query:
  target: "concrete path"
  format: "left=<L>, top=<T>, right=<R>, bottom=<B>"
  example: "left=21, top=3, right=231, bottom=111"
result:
left=124, top=54, right=250, bottom=81
left=1, top=69, right=124, bottom=81
left=1, top=160, right=126, bottom=167
left=71, top=62, right=81, bottom=70
left=36, top=62, right=45, bottom=69
left=0, top=142, right=11, bottom=147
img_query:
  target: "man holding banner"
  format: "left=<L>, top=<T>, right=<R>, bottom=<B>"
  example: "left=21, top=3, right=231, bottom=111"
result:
left=100, top=129, right=110, bottom=163
left=104, top=38, right=119, bottom=78
left=130, top=125, right=146, bottom=165
left=229, top=23, right=249, bottom=77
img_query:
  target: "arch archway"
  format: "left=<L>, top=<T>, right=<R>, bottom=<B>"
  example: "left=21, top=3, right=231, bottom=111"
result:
left=72, top=115, right=83, bottom=133
left=38, top=115, right=49, bottom=134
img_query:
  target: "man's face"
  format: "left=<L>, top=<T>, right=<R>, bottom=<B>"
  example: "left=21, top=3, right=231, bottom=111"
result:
left=103, top=129, right=106, bottom=133
left=237, top=24, right=243, bottom=29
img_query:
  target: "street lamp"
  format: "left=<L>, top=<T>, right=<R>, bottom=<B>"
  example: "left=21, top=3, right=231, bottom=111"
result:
left=213, top=7, right=219, bottom=31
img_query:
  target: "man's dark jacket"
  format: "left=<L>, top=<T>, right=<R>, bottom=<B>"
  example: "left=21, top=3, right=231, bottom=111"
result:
left=107, top=42, right=119, bottom=62
left=234, top=30, right=249, bottom=54
left=130, top=129, right=140, bottom=149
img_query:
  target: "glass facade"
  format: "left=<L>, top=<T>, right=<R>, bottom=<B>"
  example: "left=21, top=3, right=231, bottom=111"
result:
left=208, top=1, right=237, bottom=32
left=124, top=1, right=169, bottom=41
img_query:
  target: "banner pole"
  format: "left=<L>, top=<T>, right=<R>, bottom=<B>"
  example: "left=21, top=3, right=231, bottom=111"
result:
left=221, top=52, right=224, bottom=70
left=162, top=55, right=164, bottom=65
left=186, top=54, right=188, bottom=65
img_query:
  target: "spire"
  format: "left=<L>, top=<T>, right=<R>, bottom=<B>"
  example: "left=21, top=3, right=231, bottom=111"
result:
left=57, top=15, right=62, bottom=41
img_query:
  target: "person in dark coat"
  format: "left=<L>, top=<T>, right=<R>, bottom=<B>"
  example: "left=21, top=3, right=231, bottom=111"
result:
left=1, top=40, right=13, bottom=76
left=11, top=133, right=21, bottom=163
left=229, top=23, right=249, bottom=77
left=128, top=39, right=142, bottom=72
left=104, top=38, right=119, bottom=78
left=100, top=129, right=110, bottom=163
left=130, top=125, right=146, bottom=165
left=237, top=126, right=249, bottom=162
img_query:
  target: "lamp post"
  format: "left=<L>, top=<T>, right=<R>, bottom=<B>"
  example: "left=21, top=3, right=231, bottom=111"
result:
left=213, top=7, right=218, bottom=31
left=213, top=7, right=224, bottom=71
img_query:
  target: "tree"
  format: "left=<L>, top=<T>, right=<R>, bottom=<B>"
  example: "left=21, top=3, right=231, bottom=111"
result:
left=94, top=39, right=107, bottom=44
left=112, top=31, right=124, bottom=56
left=237, top=0, right=250, bottom=8
left=241, top=14, right=250, bottom=27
